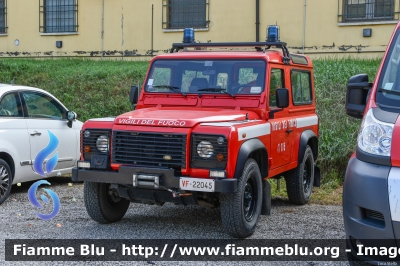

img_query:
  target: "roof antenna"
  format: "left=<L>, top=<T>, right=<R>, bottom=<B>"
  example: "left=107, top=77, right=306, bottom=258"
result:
left=246, top=113, right=249, bottom=121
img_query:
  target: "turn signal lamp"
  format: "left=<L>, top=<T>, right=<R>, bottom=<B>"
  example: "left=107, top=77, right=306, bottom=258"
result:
left=217, top=154, right=224, bottom=162
left=83, top=146, right=91, bottom=153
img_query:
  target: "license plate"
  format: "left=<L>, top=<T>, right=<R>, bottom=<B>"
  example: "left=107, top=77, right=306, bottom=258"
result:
left=179, top=177, right=215, bottom=192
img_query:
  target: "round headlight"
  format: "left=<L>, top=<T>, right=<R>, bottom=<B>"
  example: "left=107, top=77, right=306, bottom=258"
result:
left=96, top=135, right=109, bottom=152
left=197, top=141, right=214, bottom=158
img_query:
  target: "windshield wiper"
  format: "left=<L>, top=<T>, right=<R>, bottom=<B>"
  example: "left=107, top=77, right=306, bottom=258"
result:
left=378, top=88, right=400, bottom=96
left=153, top=85, right=186, bottom=97
left=197, top=87, right=235, bottom=98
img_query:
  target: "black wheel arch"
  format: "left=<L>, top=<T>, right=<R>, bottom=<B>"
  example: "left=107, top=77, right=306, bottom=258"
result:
left=0, top=152, right=15, bottom=180
left=234, top=139, right=268, bottom=180
left=298, top=130, right=318, bottom=163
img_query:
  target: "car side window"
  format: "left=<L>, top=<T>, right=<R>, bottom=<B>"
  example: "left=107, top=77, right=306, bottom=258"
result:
left=21, top=91, right=65, bottom=120
left=269, top=68, right=284, bottom=108
left=291, top=70, right=312, bottom=105
left=0, top=92, right=23, bottom=117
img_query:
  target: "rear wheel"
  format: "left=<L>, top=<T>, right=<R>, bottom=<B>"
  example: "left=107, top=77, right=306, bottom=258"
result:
left=220, top=158, right=262, bottom=238
left=285, top=145, right=314, bottom=205
left=84, top=182, right=130, bottom=223
left=0, top=159, right=12, bottom=205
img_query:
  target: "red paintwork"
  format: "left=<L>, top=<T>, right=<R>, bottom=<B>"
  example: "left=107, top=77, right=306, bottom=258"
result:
left=361, top=22, right=400, bottom=167
left=365, top=23, right=399, bottom=112
left=81, top=48, right=318, bottom=180
left=392, top=117, right=400, bottom=167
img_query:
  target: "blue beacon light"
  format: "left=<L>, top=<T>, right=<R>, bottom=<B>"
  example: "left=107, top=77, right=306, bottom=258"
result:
left=267, top=25, right=279, bottom=42
left=183, top=28, right=195, bottom=43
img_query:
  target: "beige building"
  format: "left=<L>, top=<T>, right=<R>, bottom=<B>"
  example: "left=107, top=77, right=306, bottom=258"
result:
left=0, top=0, right=398, bottom=59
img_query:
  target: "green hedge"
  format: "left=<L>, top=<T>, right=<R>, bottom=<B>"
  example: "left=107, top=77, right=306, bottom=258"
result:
left=0, top=57, right=383, bottom=185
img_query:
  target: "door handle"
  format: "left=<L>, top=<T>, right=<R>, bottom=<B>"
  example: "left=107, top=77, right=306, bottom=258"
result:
left=30, top=131, right=42, bottom=136
left=286, top=129, right=293, bottom=133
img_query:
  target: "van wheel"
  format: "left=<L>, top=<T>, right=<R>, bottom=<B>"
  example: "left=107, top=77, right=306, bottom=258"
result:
left=84, top=181, right=130, bottom=223
left=0, top=159, right=12, bottom=205
left=285, top=145, right=314, bottom=205
left=220, top=159, right=262, bottom=238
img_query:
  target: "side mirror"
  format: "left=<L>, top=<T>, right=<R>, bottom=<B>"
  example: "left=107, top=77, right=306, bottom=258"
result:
left=276, top=88, right=289, bottom=108
left=345, top=74, right=372, bottom=119
left=66, top=111, right=77, bottom=128
left=130, top=86, right=139, bottom=109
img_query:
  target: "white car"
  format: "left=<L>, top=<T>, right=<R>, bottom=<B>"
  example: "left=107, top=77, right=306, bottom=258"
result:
left=0, top=84, right=83, bottom=204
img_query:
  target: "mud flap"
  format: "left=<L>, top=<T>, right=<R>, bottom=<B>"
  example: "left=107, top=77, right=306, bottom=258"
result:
left=313, top=166, right=321, bottom=187
left=261, top=179, right=271, bottom=215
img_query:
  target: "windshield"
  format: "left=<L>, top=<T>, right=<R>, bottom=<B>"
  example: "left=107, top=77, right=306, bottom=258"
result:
left=377, top=29, right=400, bottom=110
left=145, top=59, right=266, bottom=95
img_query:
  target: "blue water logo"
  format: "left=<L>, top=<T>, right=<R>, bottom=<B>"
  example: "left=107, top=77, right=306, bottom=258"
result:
left=33, top=130, right=59, bottom=177
left=28, top=180, right=60, bottom=220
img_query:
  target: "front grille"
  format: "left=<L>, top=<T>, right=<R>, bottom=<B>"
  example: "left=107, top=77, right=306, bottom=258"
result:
left=112, top=131, right=186, bottom=168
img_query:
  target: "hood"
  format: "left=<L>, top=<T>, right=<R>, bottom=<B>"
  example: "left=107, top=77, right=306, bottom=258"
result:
left=115, top=107, right=259, bottom=127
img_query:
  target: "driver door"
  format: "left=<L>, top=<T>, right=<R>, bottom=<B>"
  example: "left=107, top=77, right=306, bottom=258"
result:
left=21, top=90, right=79, bottom=175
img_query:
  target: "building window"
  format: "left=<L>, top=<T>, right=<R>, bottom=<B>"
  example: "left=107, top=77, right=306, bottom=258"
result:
left=340, top=0, right=398, bottom=22
left=162, top=0, right=209, bottom=29
left=0, top=0, right=7, bottom=34
left=39, top=0, right=78, bottom=33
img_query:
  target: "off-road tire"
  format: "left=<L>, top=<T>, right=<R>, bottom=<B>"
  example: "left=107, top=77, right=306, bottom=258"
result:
left=220, top=158, right=262, bottom=238
left=0, top=159, right=12, bottom=205
left=285, top=145, right=314, bottom=205
left=84, top=181, right=130, bottom=223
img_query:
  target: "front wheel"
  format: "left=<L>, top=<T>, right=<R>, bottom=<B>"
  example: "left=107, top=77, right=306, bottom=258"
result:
left=84, top=182, right=130, bottom=223
left=0, top=159, right=12, bottom=205
left=285, top=145, right=315, bottom=205
left=220, top=158, right=262, bottom=238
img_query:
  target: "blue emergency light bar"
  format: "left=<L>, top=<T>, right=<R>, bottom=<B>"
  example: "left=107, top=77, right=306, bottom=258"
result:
left=171, top=28, right=291, bottom=64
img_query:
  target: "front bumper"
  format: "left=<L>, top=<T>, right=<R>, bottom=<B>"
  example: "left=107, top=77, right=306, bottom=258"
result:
left=343, top=157, right=400, bottom=263
left=72, top=166, right=237, bottom=194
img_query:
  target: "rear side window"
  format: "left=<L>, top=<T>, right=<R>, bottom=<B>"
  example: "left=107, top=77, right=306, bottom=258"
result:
left=0, top=92, right=22, bottom=117
left=291, top=70, right=312, bottom=105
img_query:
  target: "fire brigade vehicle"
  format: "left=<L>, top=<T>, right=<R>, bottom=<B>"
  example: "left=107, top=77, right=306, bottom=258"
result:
left=344, top=21, right=400, bottom=263
left=72, top=27, right=320, bottom=238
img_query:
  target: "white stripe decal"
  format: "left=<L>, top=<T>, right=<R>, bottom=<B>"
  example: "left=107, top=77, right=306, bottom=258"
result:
left=388, top=168, right=400, bottom=222
left=238, top=124, right=270, bottom=141
left=201, top=120, right=262, bottom=127
left=296, top=115, right=318, bottom=128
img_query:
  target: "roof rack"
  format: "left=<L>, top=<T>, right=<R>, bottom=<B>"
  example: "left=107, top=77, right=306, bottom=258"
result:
left=170, top=41, right=291, bottom=64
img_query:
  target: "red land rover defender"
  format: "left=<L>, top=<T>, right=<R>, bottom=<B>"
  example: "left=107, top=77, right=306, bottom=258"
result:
left=344, top=22, right=400, bottom=262
left=72, top=28, right=320, bottom=238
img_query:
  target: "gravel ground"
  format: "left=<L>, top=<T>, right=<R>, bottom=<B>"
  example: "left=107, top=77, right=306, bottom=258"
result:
left=0, top=177, right=348, bottom=266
